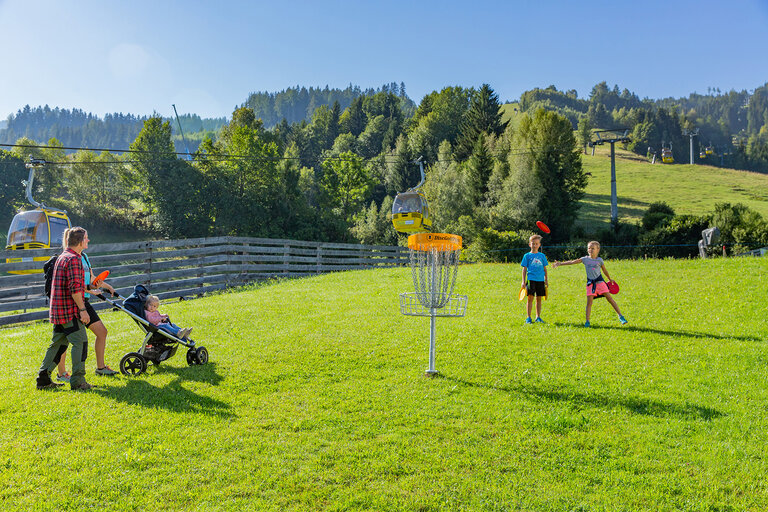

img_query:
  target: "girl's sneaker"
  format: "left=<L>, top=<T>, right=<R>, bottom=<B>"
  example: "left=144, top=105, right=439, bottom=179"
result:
left=56, top=372, right=71, bottom=383
left=619, top=315, right=628, bottom=325
left=525, top=317, right=533, bottom=325
left=95, top=366, right=118, bottom=376
left=534, top=317, right=545, bottom=323
left=584, top=321, right=591, bottom=328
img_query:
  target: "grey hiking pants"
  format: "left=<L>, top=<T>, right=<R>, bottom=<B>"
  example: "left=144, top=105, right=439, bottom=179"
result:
left=38, top=319, right=88, bottom=389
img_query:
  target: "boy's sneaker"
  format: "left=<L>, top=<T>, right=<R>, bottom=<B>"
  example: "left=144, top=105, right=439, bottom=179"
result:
left=95, top=366, right=118, bottom=376
left=525, top=317, right=533, bottom=325
left=584, top=321, right=591, bottom=328
left=56, top=372, right=71, bottom=383
left=534, top=317, right=545, bottom=323
left=619, top=315, right=628, bottom=325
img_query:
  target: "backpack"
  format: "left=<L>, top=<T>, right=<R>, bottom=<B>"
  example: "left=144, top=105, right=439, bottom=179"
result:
left=43, top=255, right=59, bottom=298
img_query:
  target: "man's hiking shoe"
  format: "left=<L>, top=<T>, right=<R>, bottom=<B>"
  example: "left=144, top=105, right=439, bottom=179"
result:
left=56, top=372, right=71, bottom=383
left=37, top=381, right=65, bottom=390
left=584, top=321, right=591, bottom=328
left=619, top=315, right=628, bottom=325
left=525, top=317, right=533, bottom=325
left=72, top=382, right=96, bottom=391
left=95, top=366, right=118, bottom=376
left=534, top=317, right=545, bottom=323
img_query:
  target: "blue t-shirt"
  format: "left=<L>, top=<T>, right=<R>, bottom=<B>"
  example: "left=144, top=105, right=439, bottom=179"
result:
left=521, top=252, right=548, bottom=281
left=82, top=252, right=92, bottom=299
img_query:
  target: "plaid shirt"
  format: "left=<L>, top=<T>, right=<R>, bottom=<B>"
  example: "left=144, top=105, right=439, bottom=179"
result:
left=49, top=248, right=85, bottom=325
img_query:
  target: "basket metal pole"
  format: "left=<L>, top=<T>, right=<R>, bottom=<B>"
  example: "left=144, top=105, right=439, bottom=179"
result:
left=426, top=309, right=437, bottom=376
left=425, top=251, right=439, bottom=376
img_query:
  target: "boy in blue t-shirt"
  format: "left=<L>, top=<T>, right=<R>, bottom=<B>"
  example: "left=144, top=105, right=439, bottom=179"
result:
left=520, top=234, right=549, bottom=324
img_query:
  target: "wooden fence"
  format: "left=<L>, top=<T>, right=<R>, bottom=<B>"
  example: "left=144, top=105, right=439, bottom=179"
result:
left=0, top=236, right=408, bottom=326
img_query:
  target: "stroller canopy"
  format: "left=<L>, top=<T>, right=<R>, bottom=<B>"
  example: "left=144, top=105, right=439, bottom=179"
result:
left=123, top=284, right=151, bottom=319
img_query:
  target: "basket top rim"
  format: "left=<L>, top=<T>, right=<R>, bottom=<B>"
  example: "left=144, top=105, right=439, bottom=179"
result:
left=407, top=233, right=462, bottom=251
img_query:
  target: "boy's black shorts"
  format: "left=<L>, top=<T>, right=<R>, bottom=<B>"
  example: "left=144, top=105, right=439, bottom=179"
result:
left=526, top=280, right=546, bottom=297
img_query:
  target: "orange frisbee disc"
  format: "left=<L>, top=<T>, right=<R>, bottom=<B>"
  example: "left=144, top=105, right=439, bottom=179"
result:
left=536, top=221, right=550, bottom=234
left=93, top=270, right=109, bottom=283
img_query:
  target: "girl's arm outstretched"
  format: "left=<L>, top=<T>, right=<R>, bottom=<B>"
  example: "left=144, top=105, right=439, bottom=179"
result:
left=553, top=258, right=581, bottom=268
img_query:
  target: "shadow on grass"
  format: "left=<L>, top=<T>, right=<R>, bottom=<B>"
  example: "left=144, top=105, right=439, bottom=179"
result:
left=552, top=321, right=762, bottom=342
left=438, top=375, right=723, bottom=421
left=149, top=360, right=226, bottom=385
left=97, top=362, right=234, bottom=418
left=580, top=193, right=649, bottom=216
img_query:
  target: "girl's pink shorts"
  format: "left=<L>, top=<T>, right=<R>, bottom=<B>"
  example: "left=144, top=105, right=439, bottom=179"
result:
left=586, top=281, right=610, bottom=297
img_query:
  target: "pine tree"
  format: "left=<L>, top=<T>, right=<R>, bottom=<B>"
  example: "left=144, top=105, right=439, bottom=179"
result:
left=341, top=97, right=366, bottom=137
left=454, top=84, right=507, bottom=161
left=504, top=109, right=586, bottom=241
left=465, top=133, right=493, bottom=203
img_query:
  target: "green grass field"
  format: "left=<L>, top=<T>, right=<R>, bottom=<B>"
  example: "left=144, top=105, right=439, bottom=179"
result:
left=578, top=146, right=768, bottom=232
left=2, top=257, right=767, bottom=510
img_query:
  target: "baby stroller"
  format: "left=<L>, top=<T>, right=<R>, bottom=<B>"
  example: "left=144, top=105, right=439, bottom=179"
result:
left=96, top=284, right=209, bottom=376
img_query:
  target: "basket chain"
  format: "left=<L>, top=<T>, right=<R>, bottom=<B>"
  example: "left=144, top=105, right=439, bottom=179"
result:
left=409, top=247, right=461, bottom=309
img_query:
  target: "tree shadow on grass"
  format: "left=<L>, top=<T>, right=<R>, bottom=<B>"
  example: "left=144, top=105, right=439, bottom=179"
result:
left=552, top=321, right=762, bottom=342
left=579, top=193, right=649, bottom=218
left=438, top=375, right=723, bottom=421
left=96, top=362, right=234, bottom=418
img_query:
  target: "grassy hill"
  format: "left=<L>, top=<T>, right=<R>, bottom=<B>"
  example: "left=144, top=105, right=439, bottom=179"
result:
left=577, top=145, right=768, bottom=232
left=2, top=257, right=768, bottom=510
left=500, top=103, right=521, bottom=127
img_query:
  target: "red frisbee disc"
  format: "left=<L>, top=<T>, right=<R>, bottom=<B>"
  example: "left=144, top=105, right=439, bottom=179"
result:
left=93, top=270, right=110, bottom=283
left=607, top=280, right=619, bottom=294
left=536, top=221, right=550, bottom=234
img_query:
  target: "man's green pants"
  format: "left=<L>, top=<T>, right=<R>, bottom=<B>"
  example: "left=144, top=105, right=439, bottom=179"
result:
left=37, top=319, right=88, bottom=389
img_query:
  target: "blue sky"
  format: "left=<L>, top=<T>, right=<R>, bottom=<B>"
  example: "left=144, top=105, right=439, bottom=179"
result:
left=1, top=0, right=767, bottom=120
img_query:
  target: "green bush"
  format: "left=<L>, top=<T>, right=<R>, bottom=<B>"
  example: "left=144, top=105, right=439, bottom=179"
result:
left=595, top=222, right=641, bottom=259
left=711, top=202, right=768, bottom=254
left=465, top=227, right=532, bottom=262
left=641, top=202, right=675, bottom=231
left=638, top=214, right=710, bottom=258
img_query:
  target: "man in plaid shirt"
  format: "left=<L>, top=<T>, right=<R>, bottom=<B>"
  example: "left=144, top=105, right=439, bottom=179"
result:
left=36, top=227, right=94, bottom=390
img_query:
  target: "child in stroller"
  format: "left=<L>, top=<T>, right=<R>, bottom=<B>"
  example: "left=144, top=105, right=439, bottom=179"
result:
left=144, top=294, right=193, bottom=340
left=108, top=284, right=208, bottom=376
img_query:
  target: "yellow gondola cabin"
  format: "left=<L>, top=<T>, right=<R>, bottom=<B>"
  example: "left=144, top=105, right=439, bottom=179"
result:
left=5, top=209, right=71, bottom=274
left=391, top=191, right=432, bottom=234
left=5, top=157, right=72, bottom=274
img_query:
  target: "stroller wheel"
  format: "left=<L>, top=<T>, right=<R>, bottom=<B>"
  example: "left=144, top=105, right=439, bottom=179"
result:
left=120, top=352, right=147, bottom=376
left=195, top=346, right=209, bottom=365
left=186, top=349, right=197, bottom=366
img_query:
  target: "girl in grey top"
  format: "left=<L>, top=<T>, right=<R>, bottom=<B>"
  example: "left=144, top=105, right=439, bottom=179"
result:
left=553, top=241, right=627, bottom=327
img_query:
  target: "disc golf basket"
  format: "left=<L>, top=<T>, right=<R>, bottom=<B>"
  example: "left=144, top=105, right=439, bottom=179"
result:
left=399, top=233, right=468, bottom=376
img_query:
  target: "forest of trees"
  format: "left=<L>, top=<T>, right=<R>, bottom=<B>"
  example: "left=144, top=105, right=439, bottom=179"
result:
left=520, top=82, right=768, bottom=172
left=0, top=105, right=228, bottom=155
left=2, top=80, right=768, bottom=258
left=243, top=82, right=415, bottom=128
left=0, top=84, right=415, bottom=155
